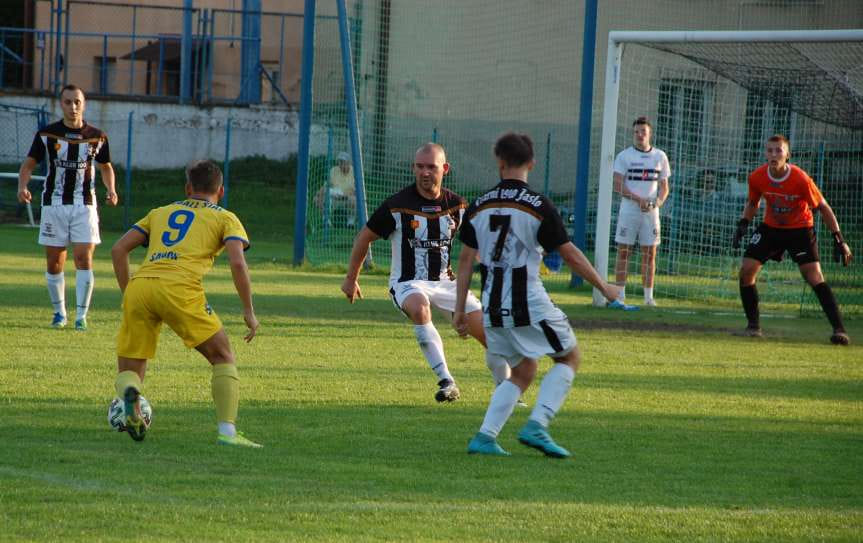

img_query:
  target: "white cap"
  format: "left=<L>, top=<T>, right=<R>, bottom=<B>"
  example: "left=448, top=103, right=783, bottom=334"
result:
left=337, top=151, right=350, bottom=162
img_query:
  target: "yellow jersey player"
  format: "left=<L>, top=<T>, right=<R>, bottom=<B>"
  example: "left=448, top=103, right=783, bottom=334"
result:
left=110, top=160, right=261, bottom=447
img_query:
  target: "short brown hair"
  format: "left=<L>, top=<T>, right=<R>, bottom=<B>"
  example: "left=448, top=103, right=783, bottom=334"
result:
left=185, top=160, right=223, bottom=194
left=633, top=116, right=652, bottom=129
left=494, top=132, right=534, bottom=167
left=59, top=84, right=85, bottom=99
left=767, top=134, right=790, bottom=150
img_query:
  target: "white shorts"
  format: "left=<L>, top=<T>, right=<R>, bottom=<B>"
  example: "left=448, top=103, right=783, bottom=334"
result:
left=38, top=204, right=101, bottom=246
left=389, top=278, right=482, bottom=316
left=484, top=314, right=577, bottom=366
left=614, top=205, right=660, bottom=246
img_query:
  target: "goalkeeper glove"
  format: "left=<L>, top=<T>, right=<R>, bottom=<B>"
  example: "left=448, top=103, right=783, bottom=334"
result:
left=832, top=231, right=852, bottom=267
left=732, top=218, right=750, bottom=249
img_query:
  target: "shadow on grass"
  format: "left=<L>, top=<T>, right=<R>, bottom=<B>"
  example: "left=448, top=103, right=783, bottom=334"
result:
left=583, top=371, right=863, bottom=402
left=2, top=400, right=861, bottom=510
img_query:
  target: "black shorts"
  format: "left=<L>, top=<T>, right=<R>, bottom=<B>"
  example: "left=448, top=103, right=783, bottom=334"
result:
left=743, top=224, right=819, bottom=265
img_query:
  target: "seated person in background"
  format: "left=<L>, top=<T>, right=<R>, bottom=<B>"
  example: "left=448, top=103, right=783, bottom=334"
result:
left=315, top=151, right=357, bottom=226
left=698, top=169, right=719, bottom=202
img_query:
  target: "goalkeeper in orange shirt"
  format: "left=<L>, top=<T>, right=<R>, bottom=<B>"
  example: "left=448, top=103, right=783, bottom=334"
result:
left=732, top=134, right=852, bottom=344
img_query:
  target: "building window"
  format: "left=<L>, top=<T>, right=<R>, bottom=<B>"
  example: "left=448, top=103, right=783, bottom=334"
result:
left=656, top=77, right=715, bottom=164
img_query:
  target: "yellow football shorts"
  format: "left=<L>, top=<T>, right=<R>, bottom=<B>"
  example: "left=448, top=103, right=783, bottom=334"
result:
left=117, top=277, right=223, bottom=359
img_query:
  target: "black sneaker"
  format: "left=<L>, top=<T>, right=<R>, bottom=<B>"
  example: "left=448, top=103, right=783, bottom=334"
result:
left=830, top=331, right=850, bottom=346
left=435, top=379, right=460, bottom=403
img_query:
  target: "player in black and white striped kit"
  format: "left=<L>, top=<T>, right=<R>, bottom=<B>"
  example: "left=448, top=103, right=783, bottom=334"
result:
left=17, top=84, right=118, bottom=331
left=454, top=132, right=620, bottom=457
left=341, top=143, right=511, bottom=403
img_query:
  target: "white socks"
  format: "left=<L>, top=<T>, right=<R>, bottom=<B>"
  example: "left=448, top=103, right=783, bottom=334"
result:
left=618, top=285, right=626, bottom=302
left=218, top=421, right=237, bottom=437
left=76, top=269, right=94, bottom=320
left=46, top=272, right=66, bottom=316
left=485, top=351, right=510, bottom=385
left=479, top=380, right=521, bottom=438
left=529, top=363, right=575, bottom=428
left=414, top=322, right=453, bottom=382
left=644, top=286, right=653, bottom=303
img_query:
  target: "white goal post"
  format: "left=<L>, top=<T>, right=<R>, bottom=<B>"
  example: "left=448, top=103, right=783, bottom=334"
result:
left=592, top=29, right=863, bottom=307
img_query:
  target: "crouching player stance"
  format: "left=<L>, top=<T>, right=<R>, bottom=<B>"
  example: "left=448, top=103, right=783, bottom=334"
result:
left=732, top=134, right=853, bottom=344
left=454, top=133, right=620, bottom=457
left=111, top=160, right=262, bottom=447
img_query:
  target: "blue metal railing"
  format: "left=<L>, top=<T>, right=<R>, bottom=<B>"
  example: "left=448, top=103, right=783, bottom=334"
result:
left=0, top=2, right=330, bottom=106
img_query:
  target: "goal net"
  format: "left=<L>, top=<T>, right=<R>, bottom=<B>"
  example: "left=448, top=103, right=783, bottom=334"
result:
left=0, top=103, right=47, bottom=227
left=594, top=30, right=863, bottom=315
left=301, top=1, right=582, bottom=273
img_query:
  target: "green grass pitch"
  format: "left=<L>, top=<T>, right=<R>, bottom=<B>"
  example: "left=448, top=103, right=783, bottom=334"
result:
left=0, top=224, right=861, bottom=542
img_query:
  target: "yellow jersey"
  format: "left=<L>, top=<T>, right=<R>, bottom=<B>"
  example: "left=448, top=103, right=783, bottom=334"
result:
left=131, top=198, right=249, bottom=285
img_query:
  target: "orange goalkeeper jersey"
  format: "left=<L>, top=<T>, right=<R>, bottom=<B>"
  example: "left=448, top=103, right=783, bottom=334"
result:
left=747, top=164, right=823, bottom=228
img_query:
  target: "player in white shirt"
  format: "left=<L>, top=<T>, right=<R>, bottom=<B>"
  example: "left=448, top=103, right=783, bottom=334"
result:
left=453, top=132, right=620, bottom=458
left=611, top=117, right=670, bottom=307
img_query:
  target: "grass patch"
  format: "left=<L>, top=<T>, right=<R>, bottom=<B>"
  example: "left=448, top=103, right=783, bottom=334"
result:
left=0, top=224, right=861, bottom=541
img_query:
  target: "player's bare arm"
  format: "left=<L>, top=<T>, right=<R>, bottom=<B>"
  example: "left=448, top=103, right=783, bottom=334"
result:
left=17, top=157, right=37, bottom=204
left=614, top=171, right=643, bottom=208
left=341, top=226, right=379, bottom=303
left=656, top=178, right=669, bottom=208
left=558, top=241, right=620, bottom=302
left=816, top=200, right=853, bottom=266
left=111, top=229, right=148, bottom=292
left=452, top=245, right=477, bottom=338
left=226, top=239, right=259, bottom=342
left=100, top=162, right=118, bottom=206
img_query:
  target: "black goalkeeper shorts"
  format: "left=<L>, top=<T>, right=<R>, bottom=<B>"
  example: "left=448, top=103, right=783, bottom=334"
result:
left=744, top=224, right=819, bottom=265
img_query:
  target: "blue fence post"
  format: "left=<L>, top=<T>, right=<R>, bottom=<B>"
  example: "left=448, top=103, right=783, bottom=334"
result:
left=293, top=0, right=316, bottom=266
left=570, top=0, right=598, bottom=287
left=180, top=0, right=193, bottom=103
left=62, top=0, right=69, bottom=87
left=337, top=0, right=368, bottom=263
left=278, top=15, right=286, bottom=96
left=52, top=0, right=62, bottom=94
left=129, top=6, right=137, bottom=95
left=123, top=110, right=134, bottom=229
left=207, top=9, right=215, bottom=102
left=156, top=39, right=164, bottom=96
left=223, top=117, right=232, bottom=208
left=47, top=0, right=54, bottom=92
left=101, top=34, right=108, bottom=93
left=432, top=126, right=438, bottom=143
left=39, top=31, right=46, bottom=90
left=239, top=0, right=262, bottom=104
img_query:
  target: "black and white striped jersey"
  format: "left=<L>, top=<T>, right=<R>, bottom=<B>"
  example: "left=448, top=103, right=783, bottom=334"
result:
left=460, top=179, right=569, bottom=328
left=27, top=120, right=111, bottom=206
left=366, top=185, right=467, bottom=283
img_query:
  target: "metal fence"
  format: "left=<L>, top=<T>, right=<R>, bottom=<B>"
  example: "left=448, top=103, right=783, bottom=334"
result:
left=1, top=0, right=316, bottom=105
